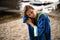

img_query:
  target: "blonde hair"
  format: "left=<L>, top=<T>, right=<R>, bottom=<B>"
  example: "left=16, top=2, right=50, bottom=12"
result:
left=23, top=5, right=34, bottom=17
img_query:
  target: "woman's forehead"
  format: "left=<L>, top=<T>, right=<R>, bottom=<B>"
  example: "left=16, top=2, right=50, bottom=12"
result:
left=27, top=9, right=34, bottom=13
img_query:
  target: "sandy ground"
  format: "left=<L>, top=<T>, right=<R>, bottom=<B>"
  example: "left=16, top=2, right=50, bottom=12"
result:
left=0, top=12, right=29, bottom=40
left=0, top=18, right=29, bottom=40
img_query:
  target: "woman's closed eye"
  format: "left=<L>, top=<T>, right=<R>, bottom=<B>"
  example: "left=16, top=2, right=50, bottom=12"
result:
left=31, top=11, right=33, bottom=13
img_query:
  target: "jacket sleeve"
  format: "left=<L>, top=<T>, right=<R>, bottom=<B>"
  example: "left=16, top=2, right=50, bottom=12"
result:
left=37, top=14, right=46, bottom=36
left=22, top=16, right=28, bottom=23
left=45, top=14, right=51, bottom=40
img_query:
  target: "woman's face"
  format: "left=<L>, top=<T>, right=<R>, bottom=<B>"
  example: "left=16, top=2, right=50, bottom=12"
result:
left=26, top=9, right=37, bottom=18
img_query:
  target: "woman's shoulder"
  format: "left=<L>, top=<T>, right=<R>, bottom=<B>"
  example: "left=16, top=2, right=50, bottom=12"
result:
left=38, top=12, right=48, bottom=19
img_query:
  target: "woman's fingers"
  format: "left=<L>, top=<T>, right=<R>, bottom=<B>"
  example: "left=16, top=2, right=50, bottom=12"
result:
left=26, top=18, right=32, bottom=24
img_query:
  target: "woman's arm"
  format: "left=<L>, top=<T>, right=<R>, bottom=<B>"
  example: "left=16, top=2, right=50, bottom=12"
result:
left=26, top=18, right=38, bottom=37
left=26, top=18, right=35, bottom=28
left=45, top=15, right=51, bottom=40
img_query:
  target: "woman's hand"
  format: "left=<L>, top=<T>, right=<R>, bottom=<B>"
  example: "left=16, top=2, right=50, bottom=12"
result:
left=26, top=18, right=32, bottom=24
left=26, top=18, right=35, bottom=28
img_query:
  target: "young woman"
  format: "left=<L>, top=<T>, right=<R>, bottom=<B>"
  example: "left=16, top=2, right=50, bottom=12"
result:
left=23, top=5, right=51, bottom=40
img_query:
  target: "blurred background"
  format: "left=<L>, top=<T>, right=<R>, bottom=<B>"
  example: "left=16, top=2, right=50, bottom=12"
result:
left=0, top=0, right=60, bottom=40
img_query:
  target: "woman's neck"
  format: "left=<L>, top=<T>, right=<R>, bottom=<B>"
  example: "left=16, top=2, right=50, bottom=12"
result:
left=35, top=13, right=38, bottom=20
